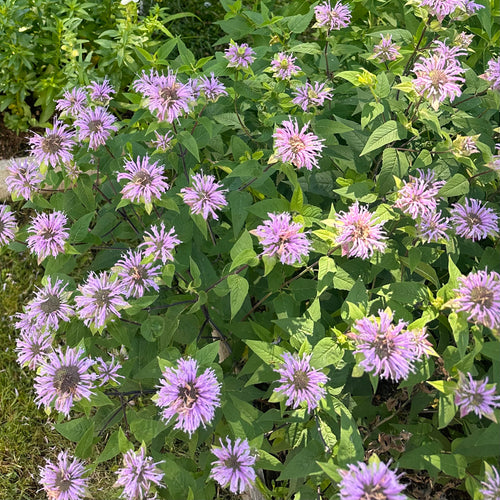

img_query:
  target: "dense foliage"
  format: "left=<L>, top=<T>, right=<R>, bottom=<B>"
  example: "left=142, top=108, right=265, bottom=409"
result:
left=1, top=0, right=500, bottom=498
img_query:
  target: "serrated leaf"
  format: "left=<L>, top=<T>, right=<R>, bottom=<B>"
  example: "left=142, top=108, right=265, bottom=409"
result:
left=244, top=340, right=285, bottom=366
left=361, top=121, right=407, bottom=156
left=311, top=337, right=343, bottom=368
left=438, top=174, right=469, bottom=197
left=178, top=131, right=200, bottom=161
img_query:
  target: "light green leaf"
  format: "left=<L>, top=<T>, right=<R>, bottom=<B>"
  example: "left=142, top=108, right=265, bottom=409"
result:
left=228, top=274, right=248, bottom=319
left=361, top=120, right=407, bottom=156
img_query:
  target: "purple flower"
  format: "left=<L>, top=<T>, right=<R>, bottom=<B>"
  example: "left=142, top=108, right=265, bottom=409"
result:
left=115, top=447, right=164, bottom=500
left=416, top=210, right=450, bottom=242
left=138, top=223, right=181, bottom=264
left=151, top=130, right=174, bottom=152
left=373, top=34, right=401, bottom=63
left=480, top=57, right=500, bottom=91
left=335, top=202, right=387, bottom=259
left=180, top=172, right=228, bottom=220
left=452, top=135, right=480, bottom=156
left=394, top=169, right=445, bottom=218
left=224, top=41, right=256, bottom=70
left=454, top=31, right=474, bottom=49
left=481, top=466, right=500, bottom=500
left=5, top=157, right=43, bottom=200
left=408, top=327, right=435, bottom=358
left=28, top=277, right=74, bottom=330
left=274, top=352, right=328, bottom=411
left=273, top=117, right=325, bottom=170
left=117, top=155, right=169, bottom=206
left=114, top=249, right=161, bottom=298
left=0, top=204, right=16, bottom=246
left=453, top=269, right=500, bottom=329
left=314, top=1, right=351, bottom=31
left=450, top=198, right=499, bottom=241
left=433, top=40, right=468, bottom=60
left=210, top=438, right=256, bottom=494
left=270, top=52, right=301, bottom=80
left=34, top=347, right=95, bottom=416
left=419, top=0, right=462, bottom=21
left=292, top=81, right=333, bottom=111
left=55, top=87, right=88, bottom=117
left=199, top=72, right=228, bottom=101
left=40, top=451, right=89, bottom=500
left=413, top=54, right=465, bottom=110
left=488, top=143, right=500, bottom=172
left=26, top=211, right=69, bottom=261
left=455, top=373, right=500, bottom=421
left=156, top=357, right=221, bottom=436
left=88, top=78, right=115, bottom=104
left=15, top=329, right=53, bottom=370
left=75, top=271, right=128, bottom=329
left=74, top=106, right=118, bottom=150
left=188, top=77, right=202, bottom=99
left=351, top=310, right=417, bottom=381
left=30, top=120, right=76, bottom=168
left=95, top=355, right=124, bottom=386
left=339, top=460, right=406, bottom=500
left=133, top=68, right=194, bottom=123
left=250, top=212, right=311, bottom=265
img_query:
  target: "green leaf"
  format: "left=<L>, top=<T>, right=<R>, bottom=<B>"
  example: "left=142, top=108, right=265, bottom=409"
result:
left=311, top=337, right=343, bottom=369
left=438, top=391, right=457, bottom=429
left=448, top=312, right=469, bottom=358
left=54, top=417, right=92, bottom=442
left=438, top=174, right=469, bottom=197
left=230, top=230, right=253, bottom=261
left=256, top=450, right=284, bottom=471
left=453, top=423, right=500, bottom=457
left=289, top=41, right=321, bottom=54
left=178, top=131, right=200, bottom=161
left=338, top=406, right=364, bottom=465
left=277, top=441, right=323, bottom=480
left=74, top=422, right=95, bottom=459
left=96, top=430, right=120, bottom=463
left=333, top=182, right=377, bottom=203
left=361, top=102, right=385, bottom=129
left=244, top=340, right=285, bottom=366
left=194, top=341, right=220, bottom=365
left=69, top=212, right=94, bottom=243
left=129, top=417, right=165, bottom=444
left=73, top=176, right=96, bottom=210
left=228, top=274, right=248, bottom=319
left=360, top=121, right=407, bottom=156
left=140, top=316, right=165, bottom=342
left=290, top=184, right=304, bottom=212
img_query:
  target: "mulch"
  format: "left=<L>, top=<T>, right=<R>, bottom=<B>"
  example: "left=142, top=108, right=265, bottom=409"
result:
left=0, top=115, right=32, bottom=160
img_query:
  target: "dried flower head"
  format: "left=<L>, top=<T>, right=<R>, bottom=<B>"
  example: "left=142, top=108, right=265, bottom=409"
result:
left=335, top=202, right=387, bottom=259
left=26, top=211, right=70, bottom=261
left=40, top=451, right=89, bottom=500
left=450, top=198, right=499, bottom=241
left=453, top=269, right=500, bottom=329
left=115, top=447, right=164, bottom=500
left=180, top=172, right=228, bottom=220
left=34, top=347, right=95, bottom=416
left=274, top=352, right=328, bottom=411
left=273, top=118, right=325, bottom=170
left=455, top=373, right=500, bottom=421
left=339, top=460, right=406, bottom=500
left=250, top=212, right=311, bottom=265
left=210, top=438, right=257, bottom=494
left=156, top=357, right=221, bottom=436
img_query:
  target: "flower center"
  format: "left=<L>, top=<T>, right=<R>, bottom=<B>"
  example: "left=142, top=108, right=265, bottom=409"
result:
left=179, top=382, right=198, bottom=409
left=41, top=228, right=57, bottom=240
left=361, top=483, right=388, bottom=500
left=87, top=120, right=103, bottom=133
left=129, top=265, right=146, bottom=282
left=428, top=69, right=448, bottom=88
left=55, top=470, right=73, bottom=493
left=93, top=289, right=111, bottom=307
left=289, top=135, right=306, bottom=154
left=160, top=85, right=179, bottom=103
left=469, top=286, right=494, bottom=308
left=224, top=454, right=241, bottom=471
left=42, top=136, right=63, bottom=154
left=464, top=213, right=482, bottom=229
left=292, top=370, right=310, bottom=390
left=53, top=365, right=81, bottom=394
left=372, top=333, right=395, bottom=359
left=40, top=293, right=62, bottom=314
left=133, top=170, right=153, bottom=186
left=353, top=221, right=371, bottom=240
